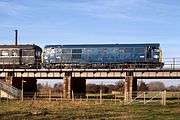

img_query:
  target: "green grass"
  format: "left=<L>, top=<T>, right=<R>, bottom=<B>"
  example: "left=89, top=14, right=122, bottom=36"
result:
left=0, top=100, right=180, bottom=120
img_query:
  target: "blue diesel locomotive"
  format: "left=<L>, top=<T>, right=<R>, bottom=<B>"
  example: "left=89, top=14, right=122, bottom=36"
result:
left=43, top=43, right=163, bottom=69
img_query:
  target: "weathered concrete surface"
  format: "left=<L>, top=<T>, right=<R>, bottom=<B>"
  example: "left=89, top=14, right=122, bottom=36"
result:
left=63, top=77, right=86, bottom=99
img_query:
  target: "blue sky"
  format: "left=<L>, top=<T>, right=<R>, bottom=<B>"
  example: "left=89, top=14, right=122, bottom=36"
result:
left=1, top=0, right=180, bottom=57
left=1, top=0, right=180, bottom=86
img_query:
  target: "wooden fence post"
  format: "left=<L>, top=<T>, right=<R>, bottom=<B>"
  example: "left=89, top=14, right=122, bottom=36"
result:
left=72, top=90, right=74, bottom=102
left=61, top=92, right=63, bottom=100
left=163, top=90, right=166, bottom=106
left=100, top=89, right=102, bottom=104
left=115, top=94, right=117, bottom=104
left=49, top=89, right=51, bottom=102
left=86, top=93, right=88, bottom=102
left=34, top=92, right=36, bottom=101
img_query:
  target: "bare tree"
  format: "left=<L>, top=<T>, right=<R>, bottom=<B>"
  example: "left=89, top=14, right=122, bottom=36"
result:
left=86, top=84, right=100, bottom=93
left=106, top=84, right=116, bottom=93
left=114, top=80, right=124, bottom=92
left=147, top=81, right=165, bottom=91
left=177, top=84, right=180, bottom=91
left=37, top=82, right=52, bottom=93
left=138, top=81, right=148, bottom=91
left=37, top=83, right=42, bottom=92
left=167, top=85, right=178, bottom=91
left=53, top=82, right=63, bottom=92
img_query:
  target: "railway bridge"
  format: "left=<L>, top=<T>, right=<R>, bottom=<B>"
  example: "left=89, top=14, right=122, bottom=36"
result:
left=1, top=67, right=180, bottom=98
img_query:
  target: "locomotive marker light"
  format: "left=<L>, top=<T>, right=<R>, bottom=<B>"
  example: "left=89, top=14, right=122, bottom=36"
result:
left=154, top=55, right=159, bottom=59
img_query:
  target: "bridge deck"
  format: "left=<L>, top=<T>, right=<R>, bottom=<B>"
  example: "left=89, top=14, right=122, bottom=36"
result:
left=1, top=68, right=180, bottom=79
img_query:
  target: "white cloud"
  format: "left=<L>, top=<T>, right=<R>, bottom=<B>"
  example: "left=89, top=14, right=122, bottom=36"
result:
left=0, top=1, right=29, bottom=16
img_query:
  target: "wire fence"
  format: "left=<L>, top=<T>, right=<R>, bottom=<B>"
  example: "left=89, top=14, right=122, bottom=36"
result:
left=1, top=90, right=180, bottom=106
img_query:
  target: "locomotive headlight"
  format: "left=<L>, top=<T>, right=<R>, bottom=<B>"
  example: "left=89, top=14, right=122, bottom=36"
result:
left=154, top=55, right=159, bottom=59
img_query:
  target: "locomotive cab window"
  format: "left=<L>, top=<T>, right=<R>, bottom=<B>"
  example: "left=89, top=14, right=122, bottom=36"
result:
left=146, top=46, right=152, bottom=59
left=152, top=46, right=159, bottom=52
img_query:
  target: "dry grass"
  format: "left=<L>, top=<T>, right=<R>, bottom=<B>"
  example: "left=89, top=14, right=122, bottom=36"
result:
left=0, top=99, right=180, bottom=120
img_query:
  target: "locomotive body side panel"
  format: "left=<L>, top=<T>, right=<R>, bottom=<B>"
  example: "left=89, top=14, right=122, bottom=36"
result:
left=43, top=43, right=163, bottom=68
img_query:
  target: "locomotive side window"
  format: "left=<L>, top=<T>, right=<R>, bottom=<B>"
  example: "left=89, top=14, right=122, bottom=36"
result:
left=46, top=48, right=51, bottom=54
left=72, top=54, right=81, bottom=59
left=72, top=49, right=82, bottom=59
left=50, top=48, right=55, bottom=54
left=72, top=49, right=82, bottom=53
left=56, top=48, right=61, bottom=54
left=22, top=50, right=34, bottom=56
left=135, top=48, right=144, bottom=53
left=62, top=49, right=71, bottom=54
left=118, top=48, right=124, bottom=53
left=12, top=51, right=19, bottom=56
left=1, top=51, right=9, bottom=56
left=125, top=48, right=134, bottom=53
left=0, top=50, right=19, bottom=56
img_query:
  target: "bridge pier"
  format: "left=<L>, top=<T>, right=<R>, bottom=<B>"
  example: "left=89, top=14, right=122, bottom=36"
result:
left=5, top=76, right=13, bottom=85
left=63, top=76, right=86, bottom=99
left=63, top=76, right=71, bottom=99
left=5, top=71, right=14, bottom=85
left=125, top=72, right=137, bottom=101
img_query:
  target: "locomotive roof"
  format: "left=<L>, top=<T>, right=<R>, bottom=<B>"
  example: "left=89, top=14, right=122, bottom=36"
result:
left=0, top=44, right=41, bottom=50
left=44, top=43, right=160, bottom=48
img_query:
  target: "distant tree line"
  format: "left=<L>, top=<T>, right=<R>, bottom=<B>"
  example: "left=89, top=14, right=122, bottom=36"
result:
left=37, top=81, right=180, bottom=93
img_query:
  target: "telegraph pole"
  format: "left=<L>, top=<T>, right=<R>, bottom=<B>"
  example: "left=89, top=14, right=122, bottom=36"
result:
left=15, top=30, right=18, bottom=45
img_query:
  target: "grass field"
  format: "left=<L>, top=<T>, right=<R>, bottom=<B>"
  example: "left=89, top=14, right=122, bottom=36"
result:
left=0, top=100, right=180, bottom=120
